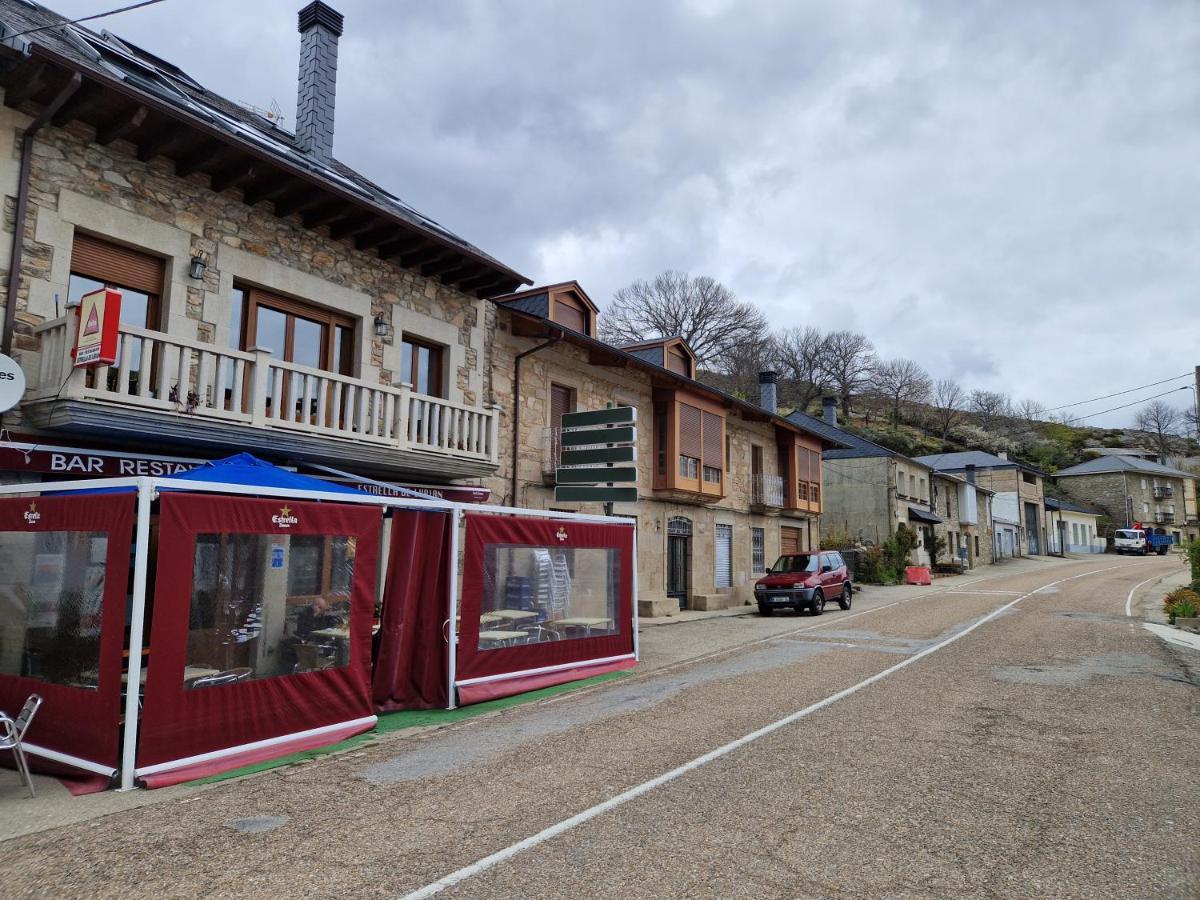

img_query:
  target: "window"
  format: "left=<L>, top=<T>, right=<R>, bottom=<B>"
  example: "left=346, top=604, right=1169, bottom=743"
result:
left=69, top=234, right=166, bottom=392
left=478, top=545, right=617, bottom=648
left=703, top=466, right=722, bottom=484
left=1141, top=478, right=1148, bottom=490
left=0, top=529, right=108, bottom=688
left=919, top=477, right=926, bottom=501
left=974, top=535, right=980, bottom=556
left=909, top=474, right=917, bottom=497
left=186, top=532, right=356, bottom=684
left=1142, top=502, right=1149, bottom=514
left=655, top=404, right=668, bottom=476
left=725, top=434, right=732, bottom=473
left=679, top=456, right=699, bottom=479
left=549, top=384, right=575, bottom=467
left=400, top=335, right=444, bottom=397
left=233, top=285, right=355, bottom=376
left=1023, top=472, right=1037, bottom=486
left=751, top=527, right=766, bottom=573
left=714, top=523, right=733, bottom=588
left=653, top=392, right=726, bottom=496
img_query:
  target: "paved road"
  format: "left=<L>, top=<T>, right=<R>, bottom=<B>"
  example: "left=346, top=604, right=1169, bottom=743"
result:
left=4, top=556, right=1197, bottom=898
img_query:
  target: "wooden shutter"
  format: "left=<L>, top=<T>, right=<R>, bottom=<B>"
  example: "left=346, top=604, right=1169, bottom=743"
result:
left=701, top=411, right=723, bottom=468
left=553, top=294, right=588, bottom=334
left=752, top=445, right=764, bottom=477
left=70, top=233, right=164, bottom=295
left=781, top=526, right=801, bottom=556
left=667, top=348, right=690, bottom=376
left=678, top=403, right=702, bottom=458
left=550, top=384, right=573, bottom=429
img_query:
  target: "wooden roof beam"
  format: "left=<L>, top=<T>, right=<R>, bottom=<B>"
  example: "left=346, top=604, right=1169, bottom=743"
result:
left=209, top=160, right=256, bottom=194
left=329, top=214, right=377, bottom=241
left=376, top=236, right=425, bottom=259
left=175, top=140, right=224, bottom=178
left=440, top=263, right=483, bottom=286
left=50, top=84, right=99, bottom=126
left=95, top=103, right=147, bottom=146
left=136, top=120, right=185, bottom=161
left=241, top=170, right=291, bottom=206
left=3, top=62, right=47, bottom=108
left=398, top=245, right=446, bottom=268
left=272, top=187, right=322, bottom=218
left=420, top=253, right=461, bottom=277
left=302, top=200, right=350, bottom=229
left=459, top=272, right=506, bottom=292
left=354, top=225, right=398, bottom=251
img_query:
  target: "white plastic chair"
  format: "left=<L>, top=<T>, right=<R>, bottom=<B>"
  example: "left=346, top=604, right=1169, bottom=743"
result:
left=1, top=694, right=43, bottom=798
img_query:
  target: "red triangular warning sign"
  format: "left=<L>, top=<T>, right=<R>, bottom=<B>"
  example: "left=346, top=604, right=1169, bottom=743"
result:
left=83, top=305, right=100, bottom=336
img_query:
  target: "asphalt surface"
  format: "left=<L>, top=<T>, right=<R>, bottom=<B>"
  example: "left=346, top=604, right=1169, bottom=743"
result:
left=3, top=555, right=1197, bottom=899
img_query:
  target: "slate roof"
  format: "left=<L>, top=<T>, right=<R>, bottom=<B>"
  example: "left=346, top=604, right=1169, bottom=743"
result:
left=1045, top=496, right=1101, bottom=516
left=912, top=450, right=1019, bottom=471
left=785, top=411, right=921, bottom=464
left=0, top=0, right=526, bottom=288
left=1054, top=455, right=1198, bottom=480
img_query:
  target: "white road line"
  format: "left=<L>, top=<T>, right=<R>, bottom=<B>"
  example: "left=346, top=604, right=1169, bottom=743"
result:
left=1125, top=572, right=1170, bottom=617
left=402, top=562, right=1130, bottom=899
left=942, top=590, right=1024, bottom=596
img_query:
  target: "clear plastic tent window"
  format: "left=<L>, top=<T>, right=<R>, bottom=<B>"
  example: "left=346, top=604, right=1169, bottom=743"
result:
left=0, top=530, right=107, bottom=688
left=478, top=545, right=618, bottom=650
left=186, top=533, right=356, bottom=687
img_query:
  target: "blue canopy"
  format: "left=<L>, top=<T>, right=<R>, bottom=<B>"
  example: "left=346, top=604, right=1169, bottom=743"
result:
left=167, top=453, right=359, bottom=494
left=49, top=453, right=360, bottom=497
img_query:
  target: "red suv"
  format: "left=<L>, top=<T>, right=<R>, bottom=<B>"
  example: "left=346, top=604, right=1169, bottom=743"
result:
left=754, top=550, right=852, bottom=616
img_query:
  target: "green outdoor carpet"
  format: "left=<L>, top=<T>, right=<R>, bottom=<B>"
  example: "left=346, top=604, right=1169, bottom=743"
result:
left=187, top=669, right=631, bottom=786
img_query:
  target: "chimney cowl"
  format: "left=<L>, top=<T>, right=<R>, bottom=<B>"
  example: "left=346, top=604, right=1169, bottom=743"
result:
left=757, top=371, right=777, bottom=384
left=997, top=451, right=1009, bottom=461
left=299, top=1, right=344, bottom=35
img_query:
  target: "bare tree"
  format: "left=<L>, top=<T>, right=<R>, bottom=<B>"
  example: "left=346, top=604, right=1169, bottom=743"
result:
left=776, top=326, right=829, bottom=411
left=1134, top=400, right=1183, bottom=460
left=820, top=330, right=876, bottom=418
left=1015, top=398, right=1046, bottom=423
left=602, top=271, right=768, bottom=370
left=702, top=334, right=780, bottom=400
left=931, top=378, right=967, bottom=440
left=969, top=390, right=1012, bottom=432
left=874, top=358, right=932, bottom=427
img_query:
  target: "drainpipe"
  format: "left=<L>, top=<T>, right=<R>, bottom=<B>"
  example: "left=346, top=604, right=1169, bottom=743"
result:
left=2, top=73, right=82, bottom=356
left=508, top=330, right=562, bottom=506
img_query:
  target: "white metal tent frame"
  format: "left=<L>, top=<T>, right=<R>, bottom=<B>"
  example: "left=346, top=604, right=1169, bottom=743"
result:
left=0, top=475, right=638, bottom=790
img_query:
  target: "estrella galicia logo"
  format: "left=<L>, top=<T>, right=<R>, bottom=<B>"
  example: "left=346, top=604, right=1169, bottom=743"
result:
left=271, top=505, right=299, bottom=529
left=23, top=501, right=40, bottom=525
left=555, top=526, right=568, bottom=542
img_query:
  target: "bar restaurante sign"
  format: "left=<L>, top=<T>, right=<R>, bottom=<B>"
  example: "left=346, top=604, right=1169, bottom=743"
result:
left=0, top=441, right=200, bottom=477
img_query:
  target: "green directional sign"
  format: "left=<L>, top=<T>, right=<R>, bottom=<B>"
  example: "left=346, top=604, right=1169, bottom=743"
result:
left=554, top=485, right=639, bottom=504
left=559, top=425, right=635, bottom=447
left=560, top=445, right=636, bottom=467
left=561, top=406, right=637, bottom=429
left=555, top=466, right=638, bottom=484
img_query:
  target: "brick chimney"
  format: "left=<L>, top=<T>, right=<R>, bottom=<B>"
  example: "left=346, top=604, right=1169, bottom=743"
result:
left=822, top=396, right=838, bottom=427
left=758, top=371, right=777, bottom=415
left=295, top=1, right=344, bottom=162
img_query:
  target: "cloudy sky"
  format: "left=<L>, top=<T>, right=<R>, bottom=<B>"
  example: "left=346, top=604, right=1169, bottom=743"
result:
left=49, top=0, right=1200, bottom=426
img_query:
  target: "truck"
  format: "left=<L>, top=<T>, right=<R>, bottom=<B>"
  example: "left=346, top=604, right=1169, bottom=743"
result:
left=1113, top=525, right=1172, bottom=556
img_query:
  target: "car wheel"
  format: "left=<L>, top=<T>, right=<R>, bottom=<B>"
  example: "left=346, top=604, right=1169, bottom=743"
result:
left=758, top=603, right=771, bottom=617
left=810, top=590, right=825, bottom=615
left=838, top=584, right=852, bottom=610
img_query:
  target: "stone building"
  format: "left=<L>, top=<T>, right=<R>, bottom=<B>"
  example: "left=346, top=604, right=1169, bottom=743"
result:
left=483, top=283, right=840, bottom=616
left=1054, top=456, right=1200, bottom=545
left=0, top=1, right=525, bottom=492
left=915, top=451, right=1048, bottom=555
left=930, top=470, right=995, bottom=569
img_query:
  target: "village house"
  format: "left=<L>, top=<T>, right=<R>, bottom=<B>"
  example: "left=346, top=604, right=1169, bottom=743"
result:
left=0, top=1, right=527, bottom=496
left=792, top=400, right=995, bottom=570
left=914, top=450, right=1048, bottom=556
left=483, top=291, right=840, bottom=616
left=1054, top=455, right=1200, bottom=546
left=1043, top=497, right=1104, bottom=555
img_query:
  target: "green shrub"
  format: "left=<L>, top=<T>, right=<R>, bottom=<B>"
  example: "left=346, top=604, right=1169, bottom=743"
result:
left=1163, top=588, right=1200, bottom=624
left=882, top=525, right=920, bottom=575
left=854, top=545, right=890, bottom=584
left=1186, top=539, right=1200, bottom=592
left=821, top=529, right=857, bottom=551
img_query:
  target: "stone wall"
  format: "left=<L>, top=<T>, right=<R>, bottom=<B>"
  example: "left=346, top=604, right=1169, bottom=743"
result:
left=1058, top=471, right=1192, bottom=535
left=0, top=99, right=491, bottom=425
left=821, top=455, right=893, bottom=546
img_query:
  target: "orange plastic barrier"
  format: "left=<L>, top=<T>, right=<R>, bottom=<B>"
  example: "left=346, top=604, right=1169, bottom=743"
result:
left=905, top=566, right=932, bottom=586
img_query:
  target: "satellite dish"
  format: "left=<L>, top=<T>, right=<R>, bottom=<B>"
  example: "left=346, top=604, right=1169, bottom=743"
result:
left=0, top=354, right=27, bottom=414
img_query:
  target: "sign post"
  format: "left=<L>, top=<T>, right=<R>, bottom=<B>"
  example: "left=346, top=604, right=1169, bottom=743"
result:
left=554, top=406, right=638, bottom=512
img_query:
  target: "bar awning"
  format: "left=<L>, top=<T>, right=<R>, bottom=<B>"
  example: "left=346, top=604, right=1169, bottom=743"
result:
left=908, top=505, right=944, bottom=525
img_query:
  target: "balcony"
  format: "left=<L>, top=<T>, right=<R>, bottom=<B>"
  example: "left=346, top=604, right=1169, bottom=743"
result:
left=25, top=318, right=499, bottom=478
left=751, top=473, right=785, bottom=510
left=1153, top=485, right=1173, bottom=499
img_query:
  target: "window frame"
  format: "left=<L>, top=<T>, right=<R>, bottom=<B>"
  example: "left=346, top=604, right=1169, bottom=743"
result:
left=399, top=334, right=445, bottom=398
left=234, top=283, right=356, bottom=377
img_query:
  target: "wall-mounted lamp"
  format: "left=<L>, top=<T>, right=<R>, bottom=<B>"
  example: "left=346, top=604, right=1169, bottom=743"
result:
left=373, top=315, right=392, bottom=339
left=188, top=252, right=209, bottom=280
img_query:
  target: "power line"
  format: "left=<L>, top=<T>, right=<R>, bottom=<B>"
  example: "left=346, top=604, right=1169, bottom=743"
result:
left=1070, top=386, right=1192, bottom=423
left=1043, top=372, right=1192, bottom=413
left=6, top=0, right=171, bottom=40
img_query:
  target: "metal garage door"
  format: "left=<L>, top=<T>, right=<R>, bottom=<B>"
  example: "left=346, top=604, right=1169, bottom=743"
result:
left=780, top=526, right=802, bottom=556
left=715, top=523, right=732, bottom=588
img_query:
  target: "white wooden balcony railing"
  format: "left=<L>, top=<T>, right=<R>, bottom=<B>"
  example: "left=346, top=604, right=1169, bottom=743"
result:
left=30, top=318, right=498, bottom=464
left=751, top=473, right=785, bottom=507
